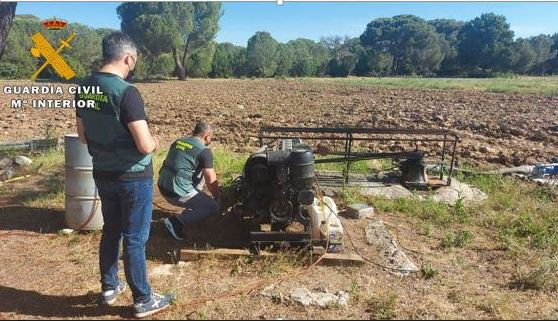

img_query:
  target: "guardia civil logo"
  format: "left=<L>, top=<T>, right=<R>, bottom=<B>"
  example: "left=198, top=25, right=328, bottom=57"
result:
left=30, top=17, right=77, bottom=81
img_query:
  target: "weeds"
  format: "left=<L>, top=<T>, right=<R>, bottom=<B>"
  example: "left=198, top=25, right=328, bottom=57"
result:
left=512, top=258, right=558, bottom=292
left=315, top=158, right=393, bottom=175
left=365, top=292, right=398, bottom=320
left=259, top=251, right=305, bottom=276
left=421, top=264, right=439, bottom=279
left=441, top=230, right=473, bottom=248
left=349, top=278, right=361, bottom=302
left=419, top=222, right=433, bottom=236
left=452, top=198, right=469, bottom=223
left=474, top=293, right=513, bottom=319
left=371, top=196, right=453, bottom=226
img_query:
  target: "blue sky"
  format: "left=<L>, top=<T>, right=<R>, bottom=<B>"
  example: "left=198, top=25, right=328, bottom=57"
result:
left=16, top=1, right=558, bottom=46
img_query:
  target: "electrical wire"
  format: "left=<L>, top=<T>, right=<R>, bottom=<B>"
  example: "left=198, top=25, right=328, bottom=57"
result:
left=174, top=185, right=331, bottom=313
left=170, top=172, right=416, bottom=313
left=313, top=176, right=420, bottom=273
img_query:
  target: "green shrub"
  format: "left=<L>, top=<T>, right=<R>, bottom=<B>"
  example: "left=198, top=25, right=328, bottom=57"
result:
left=442, top=230, right=474, bottom=248
left=0, top=62, right=18, bottom=79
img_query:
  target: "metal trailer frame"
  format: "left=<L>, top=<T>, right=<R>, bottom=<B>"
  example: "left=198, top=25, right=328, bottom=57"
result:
left=258, top=126, right=460, bottom=186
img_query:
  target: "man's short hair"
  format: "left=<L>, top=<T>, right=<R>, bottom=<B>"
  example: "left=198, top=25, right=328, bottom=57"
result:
left=102, top=32, right=137, bottom=63
left=193, top=122, right=212, bottom=136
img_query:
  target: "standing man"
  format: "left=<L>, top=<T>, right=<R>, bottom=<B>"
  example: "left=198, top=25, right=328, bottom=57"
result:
left=158, top=122, right=220, bottom=240
left=75, top=32, right=172, bottom=318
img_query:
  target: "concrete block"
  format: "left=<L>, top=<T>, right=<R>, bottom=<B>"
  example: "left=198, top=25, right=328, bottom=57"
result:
left=346, top=203, right=374, bottom=219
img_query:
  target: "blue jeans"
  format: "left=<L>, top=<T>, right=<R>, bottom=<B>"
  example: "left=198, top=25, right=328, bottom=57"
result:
left=163, top=189, right=219, bottom=225
left=96, top=178, right=153, bottom=304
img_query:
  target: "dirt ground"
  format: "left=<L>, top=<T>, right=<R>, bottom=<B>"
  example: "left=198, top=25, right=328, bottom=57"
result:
left=1, top=173, right=557, bottom=320
left=1, top=79, right=557, bottom=319
left=1, top=79, right=557, bottom=166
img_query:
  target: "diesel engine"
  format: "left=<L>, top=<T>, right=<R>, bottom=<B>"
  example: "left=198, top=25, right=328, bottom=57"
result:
left=239, top=144, right=316, bottom=232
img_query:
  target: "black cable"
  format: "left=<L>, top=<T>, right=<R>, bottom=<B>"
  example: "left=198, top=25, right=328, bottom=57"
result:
left=314, top=177, right=420, bottom=273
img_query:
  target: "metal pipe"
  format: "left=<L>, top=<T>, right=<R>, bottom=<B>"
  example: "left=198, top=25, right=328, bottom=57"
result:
left=448, top=140, right=458, bottom=186
left=260, top=126, right=459, bottom=137
left=440, top=133, right=447, bottom=180
left=346, top=133, right=354, bottom=184
left=259, top=135, right=457, bottom=143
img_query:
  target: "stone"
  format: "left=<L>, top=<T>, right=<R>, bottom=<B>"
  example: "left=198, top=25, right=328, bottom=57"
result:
left=346, top=203, right=374, bottom=220
left=432, top=115, right=445, bottom=123
left=431, top=178, right=487, bottom=207
left=313, top=291, right=349, bottom=308
left=469, top=121, right=483, bottom=130
left=177, top=261, right=191, bottom=268
left=60, top=228, right=74, bottom=235
left=499, top=122, right=512, bottom=133
left=150, top=264, right=174, bottom=278
left=288, top=287, right=349, bottom=308
left=479, top=146, right=495, bottom=154
left=0, top=157, right=13, bottom=170
left=0, top=166, right=15, bottom=181
left=289, top=287, right=313, bottom=306
left=14, top=155, right=33, bottom=166
left=531, top=130, right=548, bottom=142
left=364, top=219, right=419, bottom=275
left=360, top=183, right=416, bottom=200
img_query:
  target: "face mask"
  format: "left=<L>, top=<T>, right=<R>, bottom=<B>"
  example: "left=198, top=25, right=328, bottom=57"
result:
left=125, top=55, right=136, bottom=81
left=125, top=68, right=135, bottom=82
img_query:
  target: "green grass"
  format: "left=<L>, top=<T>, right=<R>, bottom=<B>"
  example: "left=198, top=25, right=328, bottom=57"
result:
left=421, top=264, right=439, bottom=280
left=20, top=174, right=65, bottom=209
left=0, top=147, right=64, bottom=172
left=304, top=76, right=558, bottom=97
left=365, top=292, right=398, bottom=320
left=315, top=158, right=393, bottom=174
left=31, top=148, right=65, bottom=171
left=8, top=147, right=558, bottom=259
left=212, top=149, right=247, bottom=181
left=341, top=166, right=558, bottom=253
left=513, top=258, right=558, bottom=292
left=1, top=148, right=66, bottom=208
left=152, top=147, right=246, bottom=183
left=441, top=230, right=474, bottom=248
left=458, top=173, right=558, bottom=252
left=363, top=195, right=459, bottom=226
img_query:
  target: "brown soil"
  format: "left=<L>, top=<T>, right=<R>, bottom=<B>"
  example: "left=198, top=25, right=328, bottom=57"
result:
left=1, top=79, right=557, bottom=166
left=1, top=79, right=557, bottom=319
left=2, top=179, right=557, bottom=320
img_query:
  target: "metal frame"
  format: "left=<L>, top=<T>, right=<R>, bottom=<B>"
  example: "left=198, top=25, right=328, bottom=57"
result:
left=258, top=126, right=460, bottom=186
left=0, top=138, right=58, bottom=153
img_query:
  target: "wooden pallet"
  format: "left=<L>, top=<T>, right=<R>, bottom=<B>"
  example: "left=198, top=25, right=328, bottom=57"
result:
left=179, top=248, right=365, bottom=267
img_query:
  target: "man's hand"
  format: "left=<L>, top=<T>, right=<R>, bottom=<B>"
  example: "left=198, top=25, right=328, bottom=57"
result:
left=127, top=120, right=158, bottom=155
left=202, top=168, right=219, bottom=199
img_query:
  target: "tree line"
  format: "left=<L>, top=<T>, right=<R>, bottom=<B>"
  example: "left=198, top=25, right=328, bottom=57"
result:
left=1, top=2, right=557, bottom=80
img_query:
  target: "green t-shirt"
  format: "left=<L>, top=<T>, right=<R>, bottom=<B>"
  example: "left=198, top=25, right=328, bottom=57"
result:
left=75, top=72, right=153, bottom=180
left=158, top=137, right=213, bottom=197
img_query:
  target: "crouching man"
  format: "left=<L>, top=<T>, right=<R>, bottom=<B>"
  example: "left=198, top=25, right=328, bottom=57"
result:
left=158, top=122, right=220, bottom=240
